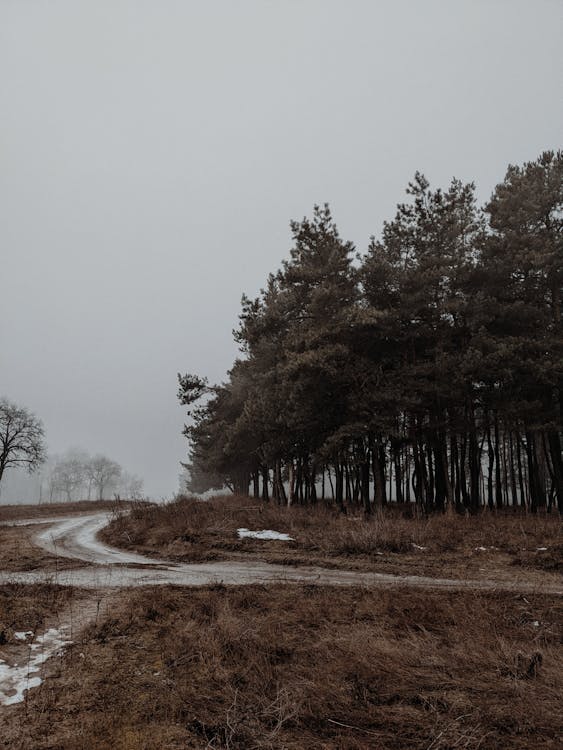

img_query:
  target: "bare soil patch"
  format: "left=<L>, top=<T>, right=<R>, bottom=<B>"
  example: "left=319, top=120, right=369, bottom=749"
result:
left=101, top=496, right=563, bottom=584
left=1, top=584, right=561, bottom=749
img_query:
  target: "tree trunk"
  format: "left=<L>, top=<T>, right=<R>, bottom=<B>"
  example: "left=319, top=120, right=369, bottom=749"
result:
left=262, top=466, right=269, bottom=502
left=516, top=429, right=525, bottom=509
left=288, top=461, right=295, bottom=506
left=379, top=441, right=388, bottom=506
left=494, top=412, right=503, bottom=509
left=425, top=439, right=435, bottom=513
left=393, top=441, right=403, bottom=504
left=335, top=462, right=345, bottom=513
left=468, top=401, right=481, bottom=513
left=509, top=432, right=519, bottom=507
left=547, top=430, right=563, bottom=514
left=276, top=460, right=287, bottom=505
left=372, top=443, right=383, bottom=509
left=486, top=416, right=495, bottom=511
left=412, top=440, right=424, bottom=507
left=309, top=465, right=317, bottom=504
left=525, top=431, right=540, bottom=513
left=361, top=459, right=371, bottom=515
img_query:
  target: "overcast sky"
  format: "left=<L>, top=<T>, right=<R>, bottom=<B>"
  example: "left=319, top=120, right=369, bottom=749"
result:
left=1, top=1, right=562, bottom=499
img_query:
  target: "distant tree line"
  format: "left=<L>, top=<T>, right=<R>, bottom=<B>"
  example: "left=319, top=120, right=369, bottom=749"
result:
left=42, top=450, right=143, bottom=503
left=179, top=151, right=562, bottom=514
left=1, top=398, right=145, bottom=504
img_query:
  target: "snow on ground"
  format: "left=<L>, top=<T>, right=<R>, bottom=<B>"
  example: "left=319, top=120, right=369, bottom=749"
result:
left=13, top=632, right=33, bottom=641
left=0, top=626, right=72, bottom=706
left=237, top=528, right=294, bottom=541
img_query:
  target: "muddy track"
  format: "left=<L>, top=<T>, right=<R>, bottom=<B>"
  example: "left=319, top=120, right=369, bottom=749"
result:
left=2, top=512, right=562, bottom=595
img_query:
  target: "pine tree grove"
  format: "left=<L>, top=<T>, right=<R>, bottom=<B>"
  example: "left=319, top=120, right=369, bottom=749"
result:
left=179, top=152, right=563, bottom=514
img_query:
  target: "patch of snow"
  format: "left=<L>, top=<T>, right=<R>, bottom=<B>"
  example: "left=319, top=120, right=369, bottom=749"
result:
left=411, top=543, right=428, bottom=551
left=14, top=631, right=33, bottom=641
left=474, top=546, right=487, bottom=552
left=237, top=528, right=294, bottom=541
left=0, top=626, right=72, bottom=706
left=532, top=621, right=540, bottom=627
left=536, top=547, right=548, bottom=552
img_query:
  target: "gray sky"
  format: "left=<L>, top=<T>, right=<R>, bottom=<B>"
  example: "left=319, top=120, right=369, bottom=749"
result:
left=1, top=1, right=562, bottom=498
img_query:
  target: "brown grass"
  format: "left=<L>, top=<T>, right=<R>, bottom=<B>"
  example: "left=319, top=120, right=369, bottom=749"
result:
left=0, top=583, right=80, bottom=646
left=0, top=499, right=129, bottom=523
left=101, top=495, right=563, bottom=581
left=1, top=584, right=561, bottom=749
left=0, top=524, right=94, bottom=573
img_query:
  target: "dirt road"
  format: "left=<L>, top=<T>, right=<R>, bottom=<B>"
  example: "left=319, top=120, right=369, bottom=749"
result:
left=2, top=512, right=562, bottom=595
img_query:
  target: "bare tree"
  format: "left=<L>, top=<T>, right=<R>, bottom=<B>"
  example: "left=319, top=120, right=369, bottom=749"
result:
left=0, top=398, right=46, bottom=486
left=87, top=455, right=122, bottom=500
left=51, top=452, right=87, bottom=502
left=45, top=451, right=135, bottom=503
left=119, top=471, right=144, bottom=500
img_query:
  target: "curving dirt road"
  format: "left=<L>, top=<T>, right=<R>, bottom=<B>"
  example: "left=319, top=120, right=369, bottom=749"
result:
left=1, top=512, right=562, bottom=595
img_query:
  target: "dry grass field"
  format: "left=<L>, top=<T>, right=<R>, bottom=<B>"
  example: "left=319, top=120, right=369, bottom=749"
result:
left=0, top=500, right=127, bottom=523
left=101, top=495, right=563, bottom=583
left=1, top=583, right=561, bottom=749
left=0, top=497, right=561, bottom=748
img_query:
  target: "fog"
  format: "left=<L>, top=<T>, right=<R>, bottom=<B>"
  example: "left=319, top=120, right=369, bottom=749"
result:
left=1, top=1, right=561, bottom=499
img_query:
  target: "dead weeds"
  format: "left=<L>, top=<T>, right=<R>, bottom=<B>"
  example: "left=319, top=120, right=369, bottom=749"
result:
left=0, top=500, right=129, bottom=523
left=0, top=583, right=79, bottom=646
left=1, top=584, right=561, bottom=749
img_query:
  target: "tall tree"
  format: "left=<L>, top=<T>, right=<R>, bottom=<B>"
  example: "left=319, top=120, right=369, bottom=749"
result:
left=362, top=174, right=484, bottom=511
left=50, top=452, right=87, bottom=502
left=0, top=398, right=46, bottom=486
left=237, top=204, right=360, bottom=505
left=86, top=455, right=122, bottom=500
left=482, top=151, right=563, bottom=511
